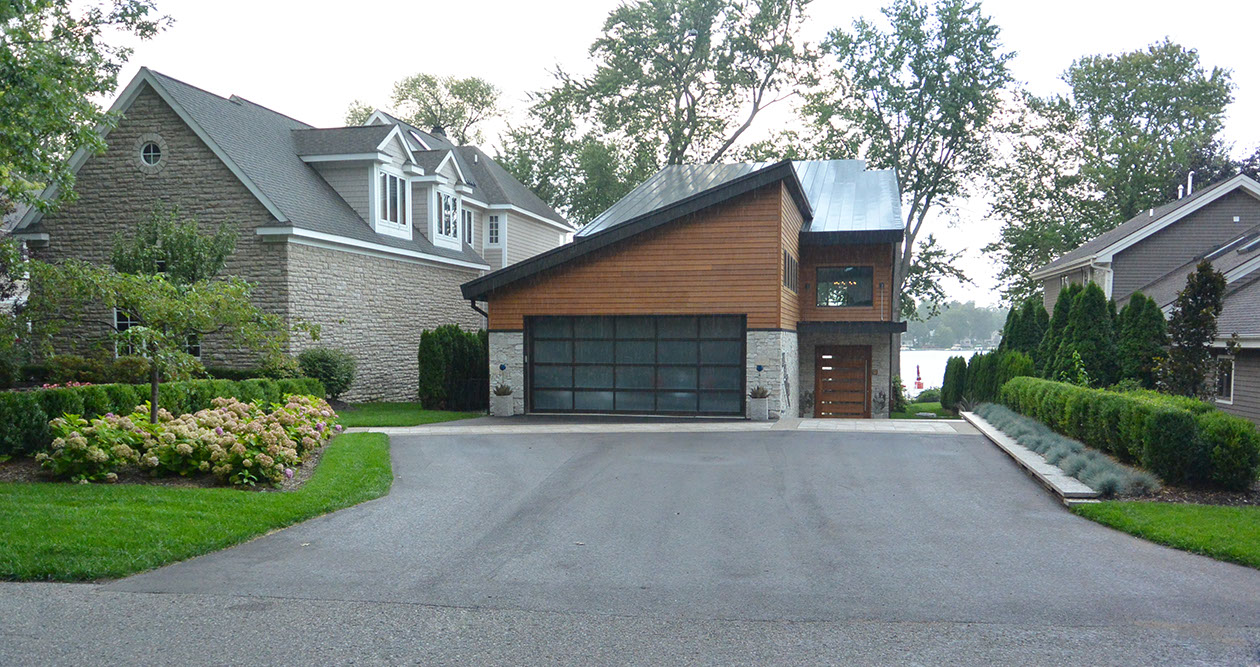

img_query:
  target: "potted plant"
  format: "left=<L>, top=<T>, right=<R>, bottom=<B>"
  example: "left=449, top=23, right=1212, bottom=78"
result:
left=749, top=385, right=770, bottom=421
left=491, top=383, right=514, bottom=417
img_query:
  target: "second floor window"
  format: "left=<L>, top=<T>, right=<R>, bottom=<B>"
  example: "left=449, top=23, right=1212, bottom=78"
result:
left=783, top=250, right=799, bottom=293
left=487, top=215, right=501, bottom=246
left=438, top=192, right=459, bottom=239
left=816, top=266, right=874, bottom=308
left=378, top=172, right=405, bottom=227
left=1216, top=358, right=1235, bottom=403
left=462, top=209, right=474, bottom=244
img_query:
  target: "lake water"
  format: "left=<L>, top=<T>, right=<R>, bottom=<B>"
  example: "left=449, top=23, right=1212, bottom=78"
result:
left=901, top=349, right=981, bottom=392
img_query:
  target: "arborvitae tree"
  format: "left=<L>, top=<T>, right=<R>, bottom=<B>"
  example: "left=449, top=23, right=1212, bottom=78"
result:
left=1161, top=261, right=1227, bottom=397
left=1054, top=282, right=1118, bottom=385
left=1010, top=297, right=1047, bottom=355
left=997, top=307, right=1018, bottom=351
left=1117, top=293, right=1169, bottom=388
left=1038, top=282, right=1082, bottom=377
left=941, top=355, right=968, bottom=411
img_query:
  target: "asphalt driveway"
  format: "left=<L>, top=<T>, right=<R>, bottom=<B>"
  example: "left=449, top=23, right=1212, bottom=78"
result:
left=6, top=429, right=1260, bottom=664
left=105, top=430, right=1260, bottom=625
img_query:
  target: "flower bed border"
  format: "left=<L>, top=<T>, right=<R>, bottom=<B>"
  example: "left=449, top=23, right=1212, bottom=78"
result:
left=962, top=410, right=1100, bottom=504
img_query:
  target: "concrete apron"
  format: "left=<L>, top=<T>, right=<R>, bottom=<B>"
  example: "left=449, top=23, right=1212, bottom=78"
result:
left=350, top=417, right=973, bottom=436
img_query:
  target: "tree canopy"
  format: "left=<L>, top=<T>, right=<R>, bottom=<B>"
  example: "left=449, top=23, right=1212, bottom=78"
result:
left=985, top=40, right=1235, bottom=303
left=111, top=206, right=235, bottom=285
left=0, top=0, right=170, bottom=213
left=499, top=0, right=816, bottom=224
left=1161, top=261, right=1227, bottom=398
left=345, top=73, right=501, bottom=145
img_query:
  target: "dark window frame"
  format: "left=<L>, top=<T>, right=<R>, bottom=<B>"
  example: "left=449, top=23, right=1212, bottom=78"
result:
left=815, top=265, right=875, bottom=308
left=783, top=250, right=799, bottom=293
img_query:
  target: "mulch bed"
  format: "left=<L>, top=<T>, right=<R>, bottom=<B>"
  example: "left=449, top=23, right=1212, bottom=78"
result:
left=0, top=442, right=329, bottom=492
left=1147, top=483, right=1260, bottom=507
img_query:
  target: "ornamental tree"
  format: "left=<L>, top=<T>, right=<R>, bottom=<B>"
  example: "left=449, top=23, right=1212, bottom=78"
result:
left=1117, top=293, right=1168, bottom=389
left=111, top=205, right=235, bottom=284
left=1160, top=261, right=1227, bottom=398
left=26, top=260, right=288, bottom=423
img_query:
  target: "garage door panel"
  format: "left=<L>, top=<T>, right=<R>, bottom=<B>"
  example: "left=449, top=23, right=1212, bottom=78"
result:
left=529, top=315, right=745, bottom=416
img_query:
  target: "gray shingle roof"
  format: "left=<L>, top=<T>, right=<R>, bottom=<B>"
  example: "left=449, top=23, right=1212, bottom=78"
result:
left=366, top=112, right=569, bottom=227
left=1125, top=225, right=1260, bottom=309
left=146, top=70, right=486, bottom=265
left=576, top=160, right=901, bottom=238
left=292, top=125, right=394, bottom=156
left=1036, top=176, right=1240, bottom=276
left=1218, top=274, right=1260, bottom=337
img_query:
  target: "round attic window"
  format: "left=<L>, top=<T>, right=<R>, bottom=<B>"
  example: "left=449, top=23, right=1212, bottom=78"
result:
left=133, top=133, right=168, bottom=174
left=140, top=142, right=162, bottom=166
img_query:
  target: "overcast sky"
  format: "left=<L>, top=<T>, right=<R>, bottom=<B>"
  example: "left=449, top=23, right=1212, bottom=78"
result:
left=108, top=0, right=1260, bottom=309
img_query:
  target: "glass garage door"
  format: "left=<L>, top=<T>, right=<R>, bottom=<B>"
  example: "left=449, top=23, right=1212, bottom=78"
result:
left=528, top=315, right=746, bottom=416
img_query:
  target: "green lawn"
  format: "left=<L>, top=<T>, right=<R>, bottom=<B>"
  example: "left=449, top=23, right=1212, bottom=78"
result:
left=890, top=401, right=957, bottom=419
left=0, top=432, right=392, bottom=581
left=1074, top=501, right=1260, bottom=570
left=338, top=402, right=481, bottom=428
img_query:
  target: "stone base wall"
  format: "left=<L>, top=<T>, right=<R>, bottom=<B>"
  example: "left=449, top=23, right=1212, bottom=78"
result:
left=746, top=330, right=798, bottom=418
left=798, top=331, right=894, bottom=418
left=286, top=242, right=483, bottom=403
left=488, top=331, right=525, bottom=414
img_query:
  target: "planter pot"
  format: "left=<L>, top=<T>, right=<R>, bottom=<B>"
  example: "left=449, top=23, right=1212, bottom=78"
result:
left=491, top=394, right=514, bottom=417
left=749, top=397, right=770, bottom=421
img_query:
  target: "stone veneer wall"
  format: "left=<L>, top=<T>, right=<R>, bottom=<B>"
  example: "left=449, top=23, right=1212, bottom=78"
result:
left=488, top=331, right=525, bottom=415
left=285, top=242, right=483, bottom=403
left=746, top=330, right=798, bottom=418
left=29, top=85, right=287, bottom=366
left=798, top=331, right=894, bottom=418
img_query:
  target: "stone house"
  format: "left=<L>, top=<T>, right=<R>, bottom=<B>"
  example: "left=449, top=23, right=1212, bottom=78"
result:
left=1031, top=173, right=1260, bottom=422
left=10, top=68, right=572, bottom=401
left=461, top=160, right=906, bottom=418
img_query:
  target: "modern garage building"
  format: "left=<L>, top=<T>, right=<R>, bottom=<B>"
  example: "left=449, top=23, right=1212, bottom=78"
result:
left=460, top=160, right=906, bottom=418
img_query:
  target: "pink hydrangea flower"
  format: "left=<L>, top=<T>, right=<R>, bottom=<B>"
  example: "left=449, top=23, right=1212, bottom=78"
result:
left=284, top=468, right=294, bottom=479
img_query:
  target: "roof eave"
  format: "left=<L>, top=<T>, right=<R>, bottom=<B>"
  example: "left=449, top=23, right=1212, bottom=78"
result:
left=461, top=160, right=808, bottom=301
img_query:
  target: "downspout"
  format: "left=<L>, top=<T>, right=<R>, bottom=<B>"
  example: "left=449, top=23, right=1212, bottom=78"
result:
left=468, top=300, right=488, bottom=319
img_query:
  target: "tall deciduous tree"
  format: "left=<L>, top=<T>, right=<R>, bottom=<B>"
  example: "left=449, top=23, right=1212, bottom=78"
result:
left=986, top=40, right=1234, bottom=302
left=1117, top=292, right=1168, bottom=389
left=344, top=74, right=500, bottom=145
left=1, top=0, right=170, bottom=212
left=1160, top=261, right=1227, bottom=398
left=500, top=0, right=816, bottom=223
left=800, top=0, right=1013, bottom=317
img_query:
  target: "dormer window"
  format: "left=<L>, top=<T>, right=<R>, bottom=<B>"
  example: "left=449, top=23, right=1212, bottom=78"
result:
left=436, top=190, right=460, bottom=244
left=372, top=166, right=411, bottom=239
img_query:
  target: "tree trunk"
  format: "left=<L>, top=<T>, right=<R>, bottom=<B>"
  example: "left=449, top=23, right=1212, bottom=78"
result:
left=149, top=364, right=160, bottom=424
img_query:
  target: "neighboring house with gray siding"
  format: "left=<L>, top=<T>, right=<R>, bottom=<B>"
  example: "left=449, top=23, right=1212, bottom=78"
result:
left=10, top=68, right=572, bottom=402
left=1030, top=173, right=1260, bottom=422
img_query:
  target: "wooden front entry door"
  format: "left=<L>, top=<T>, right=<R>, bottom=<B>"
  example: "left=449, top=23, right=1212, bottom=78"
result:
left=814, top=346, right=871, bottom=418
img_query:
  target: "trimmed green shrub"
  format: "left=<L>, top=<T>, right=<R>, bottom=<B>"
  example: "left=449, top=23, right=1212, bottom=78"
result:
left=297, top=348, right=357, bottom=401
left=417, top=325, right=488, bottom=410
left=941, top=356, right=968, bottom=411
left=77, top=385, right=112, bottom=419
left=1141, top=407, right=1205, bottom=486
left=37, top=388, right=85, bottom=421
left=104, top=384, right=144, bottom=416
left=1196, top=411, right=1260, bottom=491
left=208, top=379, right=238, bottom=403
left=109, top=356, right=152, bottom=385
left=184, top=379, right=219, bottom=413
left=156, top=382, right=192, bottom=417
left=0, top=392, right=50, bottom=455
left=292, top=377, right=326, bottom=398
left=915, top=388, right=941, bottom=403
left=206, top=366, right=264, bottom=381
left=232, top=379, right=267, bottom=404
left=46, top=354, right=107, bottom=385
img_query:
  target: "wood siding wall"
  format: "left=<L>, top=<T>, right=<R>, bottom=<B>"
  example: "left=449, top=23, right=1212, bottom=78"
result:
left=798, top=243, right=895, bottom=322
left=1220, top=350, right=1260, bottom=424
left=780, top=183, right=803, bottom=327
left=1112, top=190, right=1260, bottom=299
left=486, top=184, right=784, bottom=330
left=505, top=211, right=567, bottom=266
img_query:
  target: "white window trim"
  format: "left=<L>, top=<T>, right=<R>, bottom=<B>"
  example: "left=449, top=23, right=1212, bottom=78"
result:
left=462, top=208, right=475, bottom=248
left=113, top=308, right=141, bottom=358
left=1216, top=357, right=1235, bottom=405
left=370, top=164, right=412, bottom=240
left=486, top=214, right=502, bottom=247
left=432, top=187, right=462, bottom=250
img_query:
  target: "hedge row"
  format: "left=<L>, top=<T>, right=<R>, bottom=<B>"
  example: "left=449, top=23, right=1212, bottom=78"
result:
left=999, top=377, right=1260, bottom=490
left=0, top=377, right=326, bottom=456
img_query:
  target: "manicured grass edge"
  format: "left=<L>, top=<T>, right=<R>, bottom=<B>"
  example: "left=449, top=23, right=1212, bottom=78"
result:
left=339, top=402, right=482, bottom=428
left=0, top=432, right=392, bottom=582
left=1073, top=501, right=1260, bottom=571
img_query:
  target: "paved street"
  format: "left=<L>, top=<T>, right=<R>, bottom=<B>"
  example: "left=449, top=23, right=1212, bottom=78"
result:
left=3, top=429, right=1259, bottom=664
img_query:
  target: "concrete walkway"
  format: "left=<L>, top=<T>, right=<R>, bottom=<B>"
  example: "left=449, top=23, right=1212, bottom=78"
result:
left=352, top=415, right=971, bottom=437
